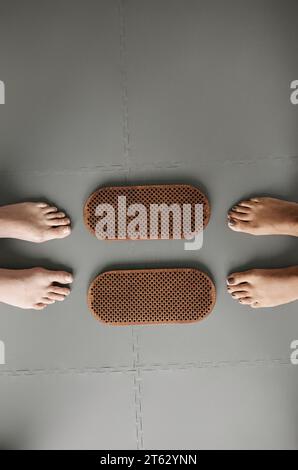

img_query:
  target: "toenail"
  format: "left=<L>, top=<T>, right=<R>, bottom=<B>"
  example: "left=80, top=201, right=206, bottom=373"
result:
left=63, top=227, right=71, bottom=233
left=227, top=277, right=234, bottom=285
left=228, top=219, right=235, bottom=226
left=66, top=275, right=73, bottom=283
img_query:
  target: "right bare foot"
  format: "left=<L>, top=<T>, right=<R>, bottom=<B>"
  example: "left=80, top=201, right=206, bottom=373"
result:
left=227, top=266, right=298, bottom=308
left=0, top=202, right=71, bottom=243
left=227, top=197, right=298, bottom=236
left=0, top=267, right=73, bottom=310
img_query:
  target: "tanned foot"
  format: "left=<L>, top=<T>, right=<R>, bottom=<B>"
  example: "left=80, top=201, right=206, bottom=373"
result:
left=226, top=266, right=298, bottom=308
left=0, top=202, right=71, bottom=243
left=227, top=197, right=298, bottom=236
left=0, top=267, right=73, bottom=310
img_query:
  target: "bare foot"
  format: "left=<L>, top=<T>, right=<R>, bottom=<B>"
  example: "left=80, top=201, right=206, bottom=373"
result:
left=0, top=202, right=71, bottom=243
left=227, top=197, right=298, bottom=236
left=226, top=266, right=298, bottom=308
left=0, top=267, right=73, bottom=310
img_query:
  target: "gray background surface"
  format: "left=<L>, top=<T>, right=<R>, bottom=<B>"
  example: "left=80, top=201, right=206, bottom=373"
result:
left=0, top=0, right=298, bottom=449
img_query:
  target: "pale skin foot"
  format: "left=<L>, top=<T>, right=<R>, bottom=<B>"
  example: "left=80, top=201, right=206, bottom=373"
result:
left=226, top=266, right=298, bottom=308
left=0, top=202, right=71, bottom=243
left=0, top=267, right=73, bottom=310
left=227, top=197, right=298, bottom=236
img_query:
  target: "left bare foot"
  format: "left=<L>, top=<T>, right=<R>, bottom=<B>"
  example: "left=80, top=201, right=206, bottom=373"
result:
left=0, top=202, right=71, bottom=243
left=227, top=266, right=298, bottom=308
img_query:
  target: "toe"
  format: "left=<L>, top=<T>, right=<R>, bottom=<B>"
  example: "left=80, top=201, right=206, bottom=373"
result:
left=239, top=297, right=254, bottom=305
left=227, top=282, right=251, bottom=293
left=50, top=286, right=71, bottom=296
left=49, top=217, right=70, bottom=227
left=238, top=200, right=257, bottom=208
left=230, top=290, right=249, bottom=300
left=251, top=301, right=261, bottom=308
left=46, top=211, right=65, bottom=220
left=227, top=271, right=255, bottom=286
left=47, top=292, right=66, bottom=301
left=36, top=202, right=49, bottom=208
left=49, top=271, right=73, bottom=285
left=42, top=298, right=56, bottom=305
left=228, top=211, right=251, bottom=221
left=228, top=218, right=250, bottom=232
left=47, top=226, right=71, bottom=240
left=34, top=303, right=47, bottom=310
left=231, top=204, right=251, bottom=214
left=43, top=206, right=58, bottom=214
